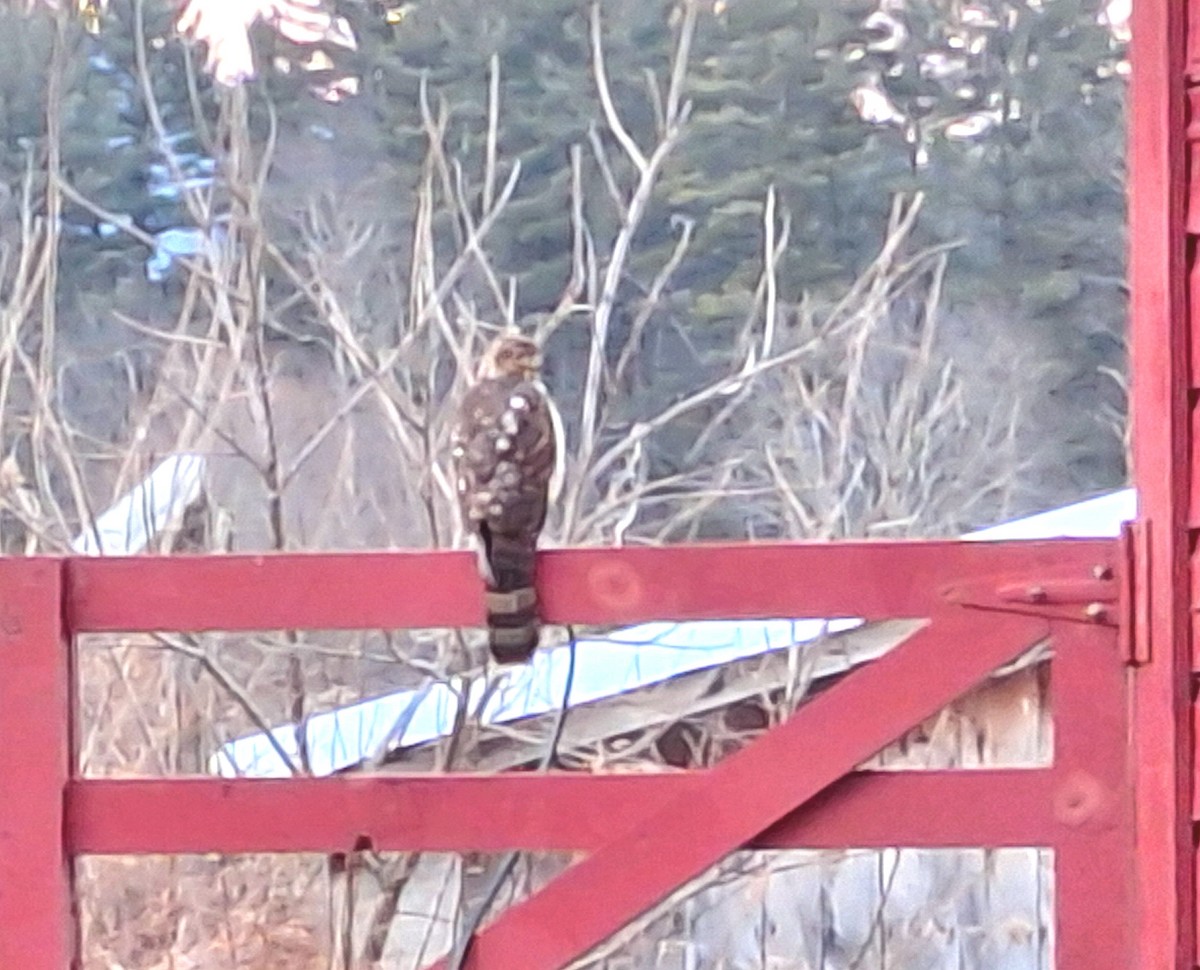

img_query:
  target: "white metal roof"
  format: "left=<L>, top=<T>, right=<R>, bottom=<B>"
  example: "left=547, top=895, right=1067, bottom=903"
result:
left=71, top=453, right=204, bottom=556
left=963, top=488, right=1136, bottom=541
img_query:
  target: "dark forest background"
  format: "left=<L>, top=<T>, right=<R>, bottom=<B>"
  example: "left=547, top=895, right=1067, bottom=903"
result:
left=0, top=0, right=1127, bottom=551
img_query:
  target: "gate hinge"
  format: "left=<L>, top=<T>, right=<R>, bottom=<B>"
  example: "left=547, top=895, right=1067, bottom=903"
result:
left=941, top=524, right=1146, bottom=663
left=942, top=564, right=1119, bottom=626
left=1118, top=519, right=1151, bottom=666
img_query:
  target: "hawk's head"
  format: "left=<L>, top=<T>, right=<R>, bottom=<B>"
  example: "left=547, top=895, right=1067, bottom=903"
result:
left=477, top=333, right=542, bottom=381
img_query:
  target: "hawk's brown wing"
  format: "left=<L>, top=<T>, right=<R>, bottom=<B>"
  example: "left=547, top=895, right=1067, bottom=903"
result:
left=452, top=374, right=558, bottom=663
left=452, top=374, right=558, bottom=537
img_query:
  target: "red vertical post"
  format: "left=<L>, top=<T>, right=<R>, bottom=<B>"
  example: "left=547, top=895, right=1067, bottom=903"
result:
left=0, top=560, right=75, bottom=968
left=1129, top=0, right=1192, bottom=964
left=1052, top=622, right=1133, bottom=970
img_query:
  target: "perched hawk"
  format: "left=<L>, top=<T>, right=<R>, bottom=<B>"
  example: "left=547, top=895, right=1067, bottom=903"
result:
left=452, top=333, right=562, bottom=663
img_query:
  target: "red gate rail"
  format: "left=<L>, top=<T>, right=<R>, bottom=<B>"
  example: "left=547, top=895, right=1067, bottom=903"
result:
left=69, top=770, right=1061, bottom=855
left=0, top=538, right=1134, bottom=970
left=65, top=538, right=1111, bottom=630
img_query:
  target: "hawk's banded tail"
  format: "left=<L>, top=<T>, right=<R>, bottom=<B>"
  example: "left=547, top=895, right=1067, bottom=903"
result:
left=484, top=531, right=540, bottom=663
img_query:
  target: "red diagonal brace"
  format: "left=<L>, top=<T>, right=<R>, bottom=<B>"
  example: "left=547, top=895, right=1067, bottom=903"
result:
left=427, top=609, right=1048, bottom=970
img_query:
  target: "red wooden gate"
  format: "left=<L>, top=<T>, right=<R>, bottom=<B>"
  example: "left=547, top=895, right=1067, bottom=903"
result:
left=0, top=541, right=1138, bottom=968
left=0, top=0, right=1193, bottom=963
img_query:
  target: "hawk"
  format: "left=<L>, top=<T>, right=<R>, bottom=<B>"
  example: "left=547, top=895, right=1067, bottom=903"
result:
left=452, top=333, right=562, bottom=663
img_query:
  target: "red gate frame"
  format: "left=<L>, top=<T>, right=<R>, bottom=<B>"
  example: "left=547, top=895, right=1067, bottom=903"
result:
left=0, top=539, right=1134, bottom=968
left=0, top=0, right=1187, bottom=961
